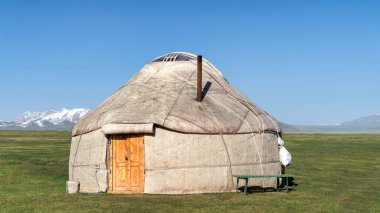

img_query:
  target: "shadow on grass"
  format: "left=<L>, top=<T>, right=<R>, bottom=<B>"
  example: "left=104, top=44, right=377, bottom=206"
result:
left=237, top=186, right=298, bottom=194
left=237, top=177, right=299, bottom=194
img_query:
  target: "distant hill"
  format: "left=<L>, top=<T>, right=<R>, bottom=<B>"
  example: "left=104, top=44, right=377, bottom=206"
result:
left=1, top=109, right=379, bottom=133
left=280, top=114, right=380, bottom=133
left=0, top=108, right=89, bottom=131
left=340, top=114, right=380, bottom=131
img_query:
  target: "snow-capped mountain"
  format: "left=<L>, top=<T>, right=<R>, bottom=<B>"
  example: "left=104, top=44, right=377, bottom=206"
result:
left=1, top=109, right=379, bottom=132
left=0, top=108, right=89, bottom=130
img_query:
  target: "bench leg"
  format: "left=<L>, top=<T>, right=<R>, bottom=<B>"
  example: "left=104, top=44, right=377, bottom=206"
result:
left=286, top=177, right=289, bottom=192
left=236, top=177, right=240, bottom=192
left=276, top=177, right=280, bottom=192
left=244, top=178, right=248, bottom=195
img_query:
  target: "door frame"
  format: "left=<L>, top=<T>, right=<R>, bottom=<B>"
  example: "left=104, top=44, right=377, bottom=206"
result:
left=107, top=134, right=145, bottom=194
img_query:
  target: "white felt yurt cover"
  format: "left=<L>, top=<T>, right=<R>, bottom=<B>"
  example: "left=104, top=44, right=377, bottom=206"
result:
left=69, top=52, right=283, bottom=194
left=73, top=52, right=280, bottom=136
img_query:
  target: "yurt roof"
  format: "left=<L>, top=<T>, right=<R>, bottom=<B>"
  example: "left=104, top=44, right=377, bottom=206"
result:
left=72, top=52, right=281, bottom=136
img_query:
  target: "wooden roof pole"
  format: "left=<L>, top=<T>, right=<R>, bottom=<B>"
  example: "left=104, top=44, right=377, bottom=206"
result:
left=197, top=55, right=202, bottom=102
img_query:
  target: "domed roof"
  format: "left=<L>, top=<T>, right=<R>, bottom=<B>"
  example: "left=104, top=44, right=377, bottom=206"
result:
left=72, top=52, right=280, bottom=136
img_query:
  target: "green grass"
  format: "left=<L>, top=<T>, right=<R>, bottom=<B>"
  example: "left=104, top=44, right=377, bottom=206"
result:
left=0, top=131, right=379, bottom=212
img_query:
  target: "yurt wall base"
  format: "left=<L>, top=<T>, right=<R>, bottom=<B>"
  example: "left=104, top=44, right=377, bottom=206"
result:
left=69, top=126, right=281, bottom=194
left=69, top=129, right=108, bottom=193
left=143, top=127, right=281, bottom=194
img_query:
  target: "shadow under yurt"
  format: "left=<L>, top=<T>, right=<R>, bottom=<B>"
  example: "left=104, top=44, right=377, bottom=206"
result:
left=68, top=52, right=289, bottom=194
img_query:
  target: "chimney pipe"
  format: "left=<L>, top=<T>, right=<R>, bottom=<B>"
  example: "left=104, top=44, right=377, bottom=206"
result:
left=197, top=55, right=202, bottom=102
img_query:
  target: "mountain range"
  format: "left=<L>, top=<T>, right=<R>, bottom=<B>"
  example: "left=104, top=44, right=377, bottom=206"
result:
left=280, top=114, right=380, bottom=133
left=0, top=108, right=89, bottom=131
left=0, top=108, right=379, bottom=133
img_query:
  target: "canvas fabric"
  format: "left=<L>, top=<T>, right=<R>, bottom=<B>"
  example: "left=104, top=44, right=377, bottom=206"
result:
left=72, top=52, right=281, bottom=136
left=69, top=52, right=282, bottom=194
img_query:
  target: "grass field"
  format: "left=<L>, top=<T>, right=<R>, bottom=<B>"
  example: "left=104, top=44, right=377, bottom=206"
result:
left=0, top=131, right=379, bottom=212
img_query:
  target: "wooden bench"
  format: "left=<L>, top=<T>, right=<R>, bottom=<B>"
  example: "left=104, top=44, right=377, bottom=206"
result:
left=232, top=174, right=294, bottom=195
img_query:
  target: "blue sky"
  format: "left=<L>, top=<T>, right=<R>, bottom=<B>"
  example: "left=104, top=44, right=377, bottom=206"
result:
left=0, top=0, right=379, bottom=124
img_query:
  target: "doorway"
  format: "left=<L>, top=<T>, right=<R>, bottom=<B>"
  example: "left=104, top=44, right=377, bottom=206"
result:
left=108, top=134, right=144, bottom=193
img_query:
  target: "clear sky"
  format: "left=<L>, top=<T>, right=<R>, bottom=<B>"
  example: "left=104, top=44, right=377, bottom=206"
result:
left=0, top=0, right=379, bottom=124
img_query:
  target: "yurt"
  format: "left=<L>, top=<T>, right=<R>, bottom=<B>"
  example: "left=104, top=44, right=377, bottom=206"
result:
left=68, top=52, right=283, bottom=194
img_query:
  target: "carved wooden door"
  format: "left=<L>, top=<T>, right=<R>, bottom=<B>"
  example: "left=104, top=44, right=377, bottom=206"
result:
left=109, top=135, right=144, bottom=193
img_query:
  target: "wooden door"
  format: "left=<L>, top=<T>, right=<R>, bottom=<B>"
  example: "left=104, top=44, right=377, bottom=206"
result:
left=109, top=135, right=144, bottom=193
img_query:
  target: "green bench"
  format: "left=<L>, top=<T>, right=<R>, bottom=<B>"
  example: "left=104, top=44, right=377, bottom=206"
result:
left=232, top=174, right=294, bottom=195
